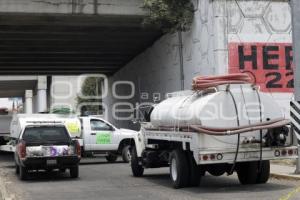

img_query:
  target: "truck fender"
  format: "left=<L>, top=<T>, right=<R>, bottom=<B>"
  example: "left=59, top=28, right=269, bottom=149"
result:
left=133, top=130, right=145, bottom=157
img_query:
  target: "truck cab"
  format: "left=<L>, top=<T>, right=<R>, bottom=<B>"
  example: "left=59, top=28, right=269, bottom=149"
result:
left=79, top=116, right=138, bottom=163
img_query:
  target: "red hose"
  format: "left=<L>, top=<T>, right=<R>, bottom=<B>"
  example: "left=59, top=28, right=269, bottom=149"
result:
left=145, top=118, right=290, bottom=136
left=192, top=73, right=253, bottom=90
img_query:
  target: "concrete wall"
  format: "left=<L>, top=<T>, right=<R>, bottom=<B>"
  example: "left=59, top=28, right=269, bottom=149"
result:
left=104, top=0, right=216, bottom=128
left=104, top=0, right=293, bottom=129
left=0, top=0, right=145, bottom=15
left=50, top=76, right=82, bottom=113
left=226, top=0, right=292, bottom=117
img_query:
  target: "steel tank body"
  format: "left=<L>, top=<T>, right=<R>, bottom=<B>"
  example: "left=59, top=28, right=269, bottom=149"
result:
left=149, top=84, right=283, bottom=147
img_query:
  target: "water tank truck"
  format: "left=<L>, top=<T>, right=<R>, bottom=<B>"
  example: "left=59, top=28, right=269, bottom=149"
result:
left=130, top=73, right=299, bottom=188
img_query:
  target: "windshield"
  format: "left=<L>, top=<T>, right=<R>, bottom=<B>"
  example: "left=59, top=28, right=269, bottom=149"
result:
left=22, top=126, right=71, bottom=144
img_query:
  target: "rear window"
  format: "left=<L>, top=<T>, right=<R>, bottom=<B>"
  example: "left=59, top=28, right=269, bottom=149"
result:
left=22, top=126, right=70, bottom=143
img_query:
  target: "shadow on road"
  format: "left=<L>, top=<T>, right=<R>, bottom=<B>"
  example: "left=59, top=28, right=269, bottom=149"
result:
left=142, top=172, right=292, bottom=194
left=80, top=160, right=124, bottom=165
left=20, top=170, right=80, bottom=182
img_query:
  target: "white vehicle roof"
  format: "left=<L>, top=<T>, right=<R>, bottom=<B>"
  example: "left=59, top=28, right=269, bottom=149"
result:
left=10, top=114, right=81, bottom=138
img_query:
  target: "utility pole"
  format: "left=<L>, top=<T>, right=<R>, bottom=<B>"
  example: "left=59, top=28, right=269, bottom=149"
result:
left=178, top=30, right=185, bottom=90
left=291, top=0, right=300, bottom=174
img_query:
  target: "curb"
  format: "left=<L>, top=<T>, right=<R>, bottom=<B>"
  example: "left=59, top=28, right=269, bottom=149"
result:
left=0, top=170, right=16, bottom=200
left=270, top=173, right=300, bottom=181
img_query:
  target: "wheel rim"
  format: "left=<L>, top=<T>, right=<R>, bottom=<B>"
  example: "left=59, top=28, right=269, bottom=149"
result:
left=127, top=149, right=132, bottom=161
left=171, top=157, right=178, bottom=181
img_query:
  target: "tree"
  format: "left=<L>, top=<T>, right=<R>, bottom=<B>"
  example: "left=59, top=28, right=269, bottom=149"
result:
left=76, top=77, right=104, bottom=115
left=142, top=0, right=194, bottom=33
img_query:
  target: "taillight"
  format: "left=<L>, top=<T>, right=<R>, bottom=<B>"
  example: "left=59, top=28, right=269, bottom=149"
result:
left=75, top=140, right=81, bottom=158
left=18, top=141, right=26, bottom=159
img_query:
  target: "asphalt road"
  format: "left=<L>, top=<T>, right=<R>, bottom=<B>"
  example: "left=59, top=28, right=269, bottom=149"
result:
left=0, top=152, right=299, bottom=200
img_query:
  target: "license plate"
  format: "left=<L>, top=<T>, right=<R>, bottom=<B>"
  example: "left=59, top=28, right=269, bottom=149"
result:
left=243, top=152, right=260, bottom=159
left=47, top=159, right=57, bottom=165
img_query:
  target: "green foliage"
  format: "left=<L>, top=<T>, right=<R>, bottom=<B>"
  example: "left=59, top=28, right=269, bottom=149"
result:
left=76, top=77, right=103, bottom=115
left=51, top=106, right=74, bottom=114
left=143, top=0, right=194, bottom=33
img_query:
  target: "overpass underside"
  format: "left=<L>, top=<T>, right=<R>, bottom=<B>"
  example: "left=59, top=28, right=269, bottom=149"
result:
left=0, top=0, right=161, bottom=75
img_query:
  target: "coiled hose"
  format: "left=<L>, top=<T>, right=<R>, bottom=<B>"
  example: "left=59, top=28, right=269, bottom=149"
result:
left=192, top=73, right=253, bottom=90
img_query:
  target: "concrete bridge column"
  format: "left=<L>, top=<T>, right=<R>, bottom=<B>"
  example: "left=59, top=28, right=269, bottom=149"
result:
left=37, top=76, right=47, bottom=113
left=25, top=90, right=33, bottom=114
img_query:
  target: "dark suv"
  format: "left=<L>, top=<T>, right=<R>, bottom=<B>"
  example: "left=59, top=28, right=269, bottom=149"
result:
left=14, top=125, right=81, bottom=180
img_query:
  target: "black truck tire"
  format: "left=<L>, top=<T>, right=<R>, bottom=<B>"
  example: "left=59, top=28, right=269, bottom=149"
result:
left=169, top=149, right=189, bottom=189
left=70, top=165, right=79, bottom=178
left=237, top=161, right=258, bottom=185
left=122, top=145, right=131, bottom=163
left=105, top=153, right=118, bottom=163
left=131, top=146, right=144, bottom=177
left=15, top=164, right=20, bottom=175
left=256, top=161, right=270, bottom=184
left=19, top=166, right=28, bottom=180
left=186, top=152, right=201, bottom=187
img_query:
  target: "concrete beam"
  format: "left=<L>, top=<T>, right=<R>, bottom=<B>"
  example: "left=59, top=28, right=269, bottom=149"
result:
left=0, top=0, right=146, bottom=16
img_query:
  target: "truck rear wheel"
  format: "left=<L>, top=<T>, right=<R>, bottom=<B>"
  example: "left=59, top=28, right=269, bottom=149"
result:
left=256, top=161, right=270, bottom=184
left=70, top=165, right=79, bottom=178
left=15, top=164, right=20, bottom=175
left=237, top=161, right=270, bottom=185
left=106, top=153, right=118, bottom=163
left=19, top=166, right=28, bottom=180
left=170, top=149, right=189, bottom=189
left=186, top=152, right=201, bottom=187
left=131, top=146, right=144, bottom=177
left=237, top=162, right=257, bottom=184
left=122, top=145, right=131, bottom=163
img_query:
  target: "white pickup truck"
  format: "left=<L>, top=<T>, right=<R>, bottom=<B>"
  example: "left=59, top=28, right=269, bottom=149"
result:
left=79, top=116, right=138, bottom=163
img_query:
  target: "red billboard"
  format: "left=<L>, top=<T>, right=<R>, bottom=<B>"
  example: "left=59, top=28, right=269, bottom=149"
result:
left=228, top=43, right=294, bottom=93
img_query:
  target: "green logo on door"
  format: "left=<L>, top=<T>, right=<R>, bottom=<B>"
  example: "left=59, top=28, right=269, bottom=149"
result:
left=96, top=132, right=111, bottom=144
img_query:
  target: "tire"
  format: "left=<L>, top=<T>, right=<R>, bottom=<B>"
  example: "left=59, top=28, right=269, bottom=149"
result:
left=15, top=164, right=20, bottom=175
left=237, top=161, right=258, bottom=185
left=0, top=137, right=6, bottom=145
left=122, top=145, right=131, bottom=163
left=169, top=149, right=189, bottom=189
left=131, top=146, right=144, bottom=177
left=256, top=161, right=270, bottom=184
left=19, top=166, right=28, bottom=180
left=105, top=153, right=118, bottom=163
left=70, top=165, right=79, bottom=178
left=186, top=152, right=201, bottom=187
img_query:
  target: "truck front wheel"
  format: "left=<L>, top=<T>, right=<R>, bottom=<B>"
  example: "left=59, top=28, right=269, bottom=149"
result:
left=170, top=149, right=189, bottom=189
left=131, top=146, right=144, bottom=177
left=122, top=145, right=131, bottom=163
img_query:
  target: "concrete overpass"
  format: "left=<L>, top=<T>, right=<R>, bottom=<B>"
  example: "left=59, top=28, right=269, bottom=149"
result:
left=0, top=0, right=162, bottom=74
left=0, top=0, right=294, bottom=132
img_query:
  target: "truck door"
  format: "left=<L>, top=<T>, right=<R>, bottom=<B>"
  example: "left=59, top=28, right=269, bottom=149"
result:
left=89, top=119, right=118, bottom=151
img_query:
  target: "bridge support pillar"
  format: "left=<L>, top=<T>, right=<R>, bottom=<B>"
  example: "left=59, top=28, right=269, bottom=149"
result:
left=25, top=90, right=33, bottom=114
left=37, top=76, right=47, bottom=113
